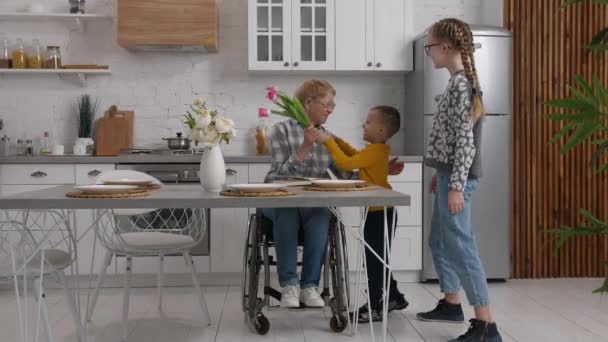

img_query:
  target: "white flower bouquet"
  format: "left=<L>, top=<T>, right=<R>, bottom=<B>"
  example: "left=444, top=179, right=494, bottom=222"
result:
left=184, top=98, right=237, bottom=147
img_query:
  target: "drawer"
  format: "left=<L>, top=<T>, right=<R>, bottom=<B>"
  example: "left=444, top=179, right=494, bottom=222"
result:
left=390, top=182, right=422, bottom=226
left=388, top=162, right=422, bottom=183
left=75, top=164, right=115, bottom=185
left=392, top=226, right=422, bottom=270
left=345, top=225, right=423, bottom=271
left=1, top=164, right=75, bottom=185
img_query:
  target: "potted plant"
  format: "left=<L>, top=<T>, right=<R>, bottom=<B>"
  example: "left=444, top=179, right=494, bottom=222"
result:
left=73, top=94, right=98, bottom=155
left=184, top=98, right=236, bottom=192
left=545, top=0, right=608, bottom=294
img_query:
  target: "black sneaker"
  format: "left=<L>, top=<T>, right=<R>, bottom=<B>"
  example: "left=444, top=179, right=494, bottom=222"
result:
left=349, top=296, right=409, bottom=324
left=382, top=295, right=409, bottom=312
left=416, top=299, right=465, bottom=323
left=448, top=319, right=503, bottom=342
left=349, top=304, right=382, bottom=323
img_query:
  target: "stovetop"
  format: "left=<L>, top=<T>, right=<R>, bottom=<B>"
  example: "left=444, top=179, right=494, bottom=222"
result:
left=119, top=148, right=203, bottom=156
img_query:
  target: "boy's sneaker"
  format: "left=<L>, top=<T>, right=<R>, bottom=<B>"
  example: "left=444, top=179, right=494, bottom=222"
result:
left=448, top=319, right=503, bottom=342
left=349, top=304, right=382, bottom=323
left=416, top=299, right=465, bottom=323
left=349, top=296, right=409, bottom=324
left=299, top=287, right=324, bottom=308
left=280, top=285, right=300, bottom=308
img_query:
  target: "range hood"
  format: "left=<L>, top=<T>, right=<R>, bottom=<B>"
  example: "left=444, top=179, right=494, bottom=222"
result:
left=118, top=0, right=218, bottom=52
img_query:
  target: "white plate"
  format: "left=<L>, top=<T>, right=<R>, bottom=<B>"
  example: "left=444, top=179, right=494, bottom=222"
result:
left=311, top=180, right=366, bottom=188
left=228, top=183, right=287, bottom=193
left=102, top=179, right=154, bottom=186
left=74, top=185, right=138, bottom=194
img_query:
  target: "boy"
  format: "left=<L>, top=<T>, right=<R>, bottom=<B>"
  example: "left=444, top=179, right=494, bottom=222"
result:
left=316, top=105, right=409, bottom=322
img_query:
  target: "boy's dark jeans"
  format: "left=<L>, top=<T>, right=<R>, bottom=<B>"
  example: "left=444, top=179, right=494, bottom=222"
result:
left=364, top=208, right=401, bottom=308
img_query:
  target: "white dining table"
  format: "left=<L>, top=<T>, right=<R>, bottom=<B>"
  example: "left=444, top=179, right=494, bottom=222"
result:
left=0, top=184, right=410, bottom=342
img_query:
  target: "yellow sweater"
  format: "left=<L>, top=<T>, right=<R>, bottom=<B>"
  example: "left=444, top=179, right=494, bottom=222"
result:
left=323, top=137, right=391, bottom=191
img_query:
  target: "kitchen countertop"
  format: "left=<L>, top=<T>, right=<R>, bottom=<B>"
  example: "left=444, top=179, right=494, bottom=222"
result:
left=0, top=155, right=424, bottom=164
left=0, top=184, right=410, bottom=209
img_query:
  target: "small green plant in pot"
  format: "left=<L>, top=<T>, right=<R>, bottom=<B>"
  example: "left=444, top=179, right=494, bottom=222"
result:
left=73, top=94, right=99, bottom=155
left=545, top=0, right=608, bottom=294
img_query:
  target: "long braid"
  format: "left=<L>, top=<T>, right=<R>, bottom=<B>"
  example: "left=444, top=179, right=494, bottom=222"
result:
left=430, top=18, right=486, bottom=121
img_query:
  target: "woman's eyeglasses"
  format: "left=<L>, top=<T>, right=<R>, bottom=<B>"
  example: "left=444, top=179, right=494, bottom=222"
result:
left=315, top=100, right=336, bottom=109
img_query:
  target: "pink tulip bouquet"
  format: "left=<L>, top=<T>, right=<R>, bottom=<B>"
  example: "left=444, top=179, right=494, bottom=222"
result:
left=265, top=86, right=310, bottom=128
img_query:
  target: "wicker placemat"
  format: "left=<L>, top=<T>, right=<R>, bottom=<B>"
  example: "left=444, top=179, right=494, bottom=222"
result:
left=220, top=189, right=299, bottom=197
left=66, top=190, right=150, bottom=198
left=137, top=183, right=162, bottom=190
left=304, top=184, right=377, bottom=192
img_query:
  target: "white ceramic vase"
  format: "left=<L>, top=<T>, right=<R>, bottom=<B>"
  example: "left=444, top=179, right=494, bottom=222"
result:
left=199, top=144, right=226, bottom=192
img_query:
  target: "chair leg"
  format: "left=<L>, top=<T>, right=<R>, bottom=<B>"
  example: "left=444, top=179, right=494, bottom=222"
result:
left=183, top=252, right=211, bottom=326
left=57, top=271, right=87, bottom=342
left=86, top=250, right=113, bottom=322
left=158, top=254, right=165, bottom=312
left=33, top=278, right=55, bottom=342
left=122, top=256, right=133, bottom=342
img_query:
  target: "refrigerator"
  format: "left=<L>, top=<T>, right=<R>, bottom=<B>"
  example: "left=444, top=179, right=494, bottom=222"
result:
left=397, top=26, right=512, bottom=280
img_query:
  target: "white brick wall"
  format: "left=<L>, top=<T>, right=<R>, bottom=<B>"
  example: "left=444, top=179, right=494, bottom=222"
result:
left=0, top=0, right=501, bottom=155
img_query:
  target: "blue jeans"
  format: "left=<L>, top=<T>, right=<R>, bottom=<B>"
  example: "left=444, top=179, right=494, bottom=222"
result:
left=261, top=207, right=330, bottom=289
left=429, top=171, right=489, bottom=306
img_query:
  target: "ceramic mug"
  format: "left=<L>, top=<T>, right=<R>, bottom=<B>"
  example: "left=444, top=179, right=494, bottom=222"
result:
left=52, top=145, right=65, bottom=155
left=73, top=144, right=86, bottom=155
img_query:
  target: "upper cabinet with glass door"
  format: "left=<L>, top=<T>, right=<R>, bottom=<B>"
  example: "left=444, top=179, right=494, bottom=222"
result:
left=291, top=0, right=335, bottom=70
left=248, top=0, right=411, bottom=72
left=248, top=0, right=292, bottom=70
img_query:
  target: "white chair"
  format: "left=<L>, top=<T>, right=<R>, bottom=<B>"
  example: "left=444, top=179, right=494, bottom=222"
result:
left=85, top=170, right=210, bottom=342
left=0, top=210, right=86, bottom=342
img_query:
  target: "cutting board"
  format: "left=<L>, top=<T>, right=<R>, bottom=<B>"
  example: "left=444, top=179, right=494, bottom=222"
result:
left=95, top=107, right=134, bottom=156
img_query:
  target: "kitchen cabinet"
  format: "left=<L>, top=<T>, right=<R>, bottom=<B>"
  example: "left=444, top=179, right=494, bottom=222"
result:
left=344, top=162, right=422, bottom=272
left=248, top=0, right=335, bottom=71
left=210, top=164, right=250, bottom=272
left=335, top=0, right=413, bottom=71
left=249, top=0, right=412, bottom=72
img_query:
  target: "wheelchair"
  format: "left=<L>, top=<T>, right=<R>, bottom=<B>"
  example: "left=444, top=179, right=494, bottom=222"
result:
left=241, top=209, right=351, bottom=335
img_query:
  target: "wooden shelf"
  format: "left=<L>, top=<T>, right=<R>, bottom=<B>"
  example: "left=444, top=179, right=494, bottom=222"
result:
left=0, top=12, right=114, bottom=32
left=0, top=68, right=112, bottom=86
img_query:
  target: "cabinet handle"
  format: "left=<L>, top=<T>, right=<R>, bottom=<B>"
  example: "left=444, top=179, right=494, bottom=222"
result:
left=367, top=62, right=373, bottom=67
left=376, top=62, right=382, bottom=68
left=31, top=171, right=47, bottom=178
left=88, top=169, right=102, bottom=177
left=293, top=61, right=299, bottom=67
left=284, top=62, right=290, bottom=67
left=226, top=169, right=237, bottom=176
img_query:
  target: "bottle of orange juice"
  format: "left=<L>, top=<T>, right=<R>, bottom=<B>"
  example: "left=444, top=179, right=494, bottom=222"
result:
left=255, top=108, right=270, bottom=155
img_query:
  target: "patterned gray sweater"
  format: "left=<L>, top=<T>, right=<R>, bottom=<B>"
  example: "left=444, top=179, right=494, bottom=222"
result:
left=425, top=70, right=482, bottom=191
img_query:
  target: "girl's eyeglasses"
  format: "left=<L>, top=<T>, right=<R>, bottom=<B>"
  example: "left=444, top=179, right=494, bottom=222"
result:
left=424, top=43, right=442, bottom=56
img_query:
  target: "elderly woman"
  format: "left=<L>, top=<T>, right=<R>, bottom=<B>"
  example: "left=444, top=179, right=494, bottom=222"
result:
left=263, top=80, right=404, bottom=308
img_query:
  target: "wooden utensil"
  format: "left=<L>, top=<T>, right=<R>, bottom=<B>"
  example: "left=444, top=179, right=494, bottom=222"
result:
left=95, top=106, right=133, bottom=155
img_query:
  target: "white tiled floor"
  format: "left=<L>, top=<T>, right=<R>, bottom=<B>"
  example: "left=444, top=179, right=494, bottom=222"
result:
left=1, top=278, right=607, bottom=342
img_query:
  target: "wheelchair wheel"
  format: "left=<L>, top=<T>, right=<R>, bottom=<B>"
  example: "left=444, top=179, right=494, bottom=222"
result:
left=330, top=221, right=350, bottom=315
left=329, top=314, right=348, bottom=333
left=254, top=314, right=270, bottom=335
left=242, top=214, right=261, bottom=314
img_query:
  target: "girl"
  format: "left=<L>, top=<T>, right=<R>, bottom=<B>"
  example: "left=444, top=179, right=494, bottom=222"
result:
left=416, top=18, right=503, bottom=342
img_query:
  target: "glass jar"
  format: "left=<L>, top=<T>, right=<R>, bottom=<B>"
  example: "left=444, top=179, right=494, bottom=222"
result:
left=12, top=38, right=28, bottom=69
left=25, top=139, right=33, bottom=156
left=28, top=39, right=44, bottom=69
left=16, top=139, right=24, bottom=155
left=69, top=0, right=86, bottom=14
left=0, top=37, right=11, bottom=69
left=255, top=108, right=270, bottom=155
left=45, top=46, right=61, bottom=69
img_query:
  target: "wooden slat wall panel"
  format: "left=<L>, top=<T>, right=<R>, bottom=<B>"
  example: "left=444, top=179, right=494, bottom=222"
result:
left=505, top=0, right=608, bottom=278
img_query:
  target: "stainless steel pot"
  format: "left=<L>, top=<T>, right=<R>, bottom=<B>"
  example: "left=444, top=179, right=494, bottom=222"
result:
left=163, top=133, right=190, bottom=150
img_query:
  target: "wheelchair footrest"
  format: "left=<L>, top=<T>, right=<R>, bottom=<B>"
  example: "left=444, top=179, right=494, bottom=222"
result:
left=264, top=286, right=282, bottom=301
